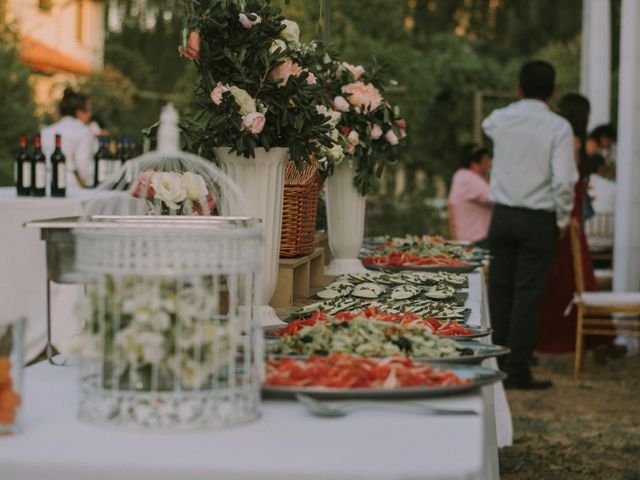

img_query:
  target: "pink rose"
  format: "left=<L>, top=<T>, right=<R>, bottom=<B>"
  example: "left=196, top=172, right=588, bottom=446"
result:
left=333, top=95, right=350, bottom=112
left=395, top=119, right=407, bottom=139
left=341, top=82, right=383, bottom=112
left=340, top=62, right=365, bottom=80
left=370, top=124, right=383, bottom=140
left=270, top=57, right=303, bottom=86
left=210, top=82, right=229, bottom=105
left=345, top=143, right=356, bottom=155
left=385, top=129, right=399, bottom=145
left=306, top=72, right=317, bottom=85
left=184, top=31, right=200, bottom=60
left=193, top=192, right=217, bottom=215
left=238, top=13, right=261, bottom=29
left=242, top=112, right=266, bottom=134
left=130, top=171, right=155, bottom=199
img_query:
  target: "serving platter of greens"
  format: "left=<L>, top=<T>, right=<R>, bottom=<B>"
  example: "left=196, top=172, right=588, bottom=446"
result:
left=265, top=318, right=507, bottom=364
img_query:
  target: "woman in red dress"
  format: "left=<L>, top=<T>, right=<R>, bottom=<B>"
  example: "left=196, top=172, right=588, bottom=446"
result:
left=536, top=94, right=601, bottom=353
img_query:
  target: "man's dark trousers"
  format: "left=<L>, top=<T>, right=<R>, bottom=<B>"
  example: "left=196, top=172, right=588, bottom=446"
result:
left=489, top=204, right=559, bottom=380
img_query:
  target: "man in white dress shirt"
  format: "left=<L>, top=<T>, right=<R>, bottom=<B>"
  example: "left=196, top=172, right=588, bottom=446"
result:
left=41, top=88, right=96, bottom=189
left=482, top=60, right=578, bottom=390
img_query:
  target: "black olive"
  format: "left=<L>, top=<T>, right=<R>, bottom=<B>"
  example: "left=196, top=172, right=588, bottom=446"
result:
left=460, top=347, right=474, bottom=356
left=301, top=335, right=313, bottom=343
left=393, top=336, right=412, bottom=352
left=315, top=349, right=328, bottom=355
left=338, top=321, right=350, bottom=328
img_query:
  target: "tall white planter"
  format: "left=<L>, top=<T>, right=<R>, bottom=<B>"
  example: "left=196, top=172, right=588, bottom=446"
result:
left=325, top=160, right=368, bottom=275
left=215, top=147, right=288, bottom=327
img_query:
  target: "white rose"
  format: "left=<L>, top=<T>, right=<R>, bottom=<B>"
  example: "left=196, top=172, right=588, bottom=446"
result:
left=152, top=172, right=187, bottom=209
left=329, top=127, right=340, bottom=142
left=329, top=143, right=345, bottom=162
left=347, top=129, right=360, bottom=145
left=228, top=86, right=256, bottom=115
left=182, top=172, right=208, bottom=201
left=280, top=19, right=300, bottom=44
left=269, top=39, right=287, bottom=55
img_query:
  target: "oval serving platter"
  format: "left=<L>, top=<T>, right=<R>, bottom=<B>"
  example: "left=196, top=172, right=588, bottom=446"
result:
left=364, top=263, right=483, bottom=274
left=262, top=363, right=504, bottom=399
left=266, top=340, right=508, bottom=365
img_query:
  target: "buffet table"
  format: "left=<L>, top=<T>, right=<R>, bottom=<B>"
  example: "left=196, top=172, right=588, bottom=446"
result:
left=0, top=187, right=94, bottom=360
left=0, top=272, right=511, bottom=480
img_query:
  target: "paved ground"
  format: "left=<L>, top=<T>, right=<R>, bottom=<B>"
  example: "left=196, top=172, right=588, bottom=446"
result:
left=499, top=352, right=640, bottom=480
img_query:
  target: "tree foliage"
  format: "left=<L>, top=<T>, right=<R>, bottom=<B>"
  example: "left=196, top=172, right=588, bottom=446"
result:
left=0, top=25, right=38, bottom=186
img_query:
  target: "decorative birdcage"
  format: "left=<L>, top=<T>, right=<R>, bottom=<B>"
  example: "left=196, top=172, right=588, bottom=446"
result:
left=71, top=105, right=263, bottom=429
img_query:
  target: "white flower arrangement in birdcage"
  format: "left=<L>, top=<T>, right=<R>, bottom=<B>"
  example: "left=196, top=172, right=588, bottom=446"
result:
left=73, top=276, right=231, bottom=392
left=71, top=105, right=263, bottom=430
left=129, top=171, right=217, bottom=216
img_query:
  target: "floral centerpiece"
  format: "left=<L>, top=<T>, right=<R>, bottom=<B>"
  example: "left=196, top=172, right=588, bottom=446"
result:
left=180, top=0, right=331, bottom=166
left=130, top=171, right=217, bottom=216
left=312, top=53, right=408, bottom=275
left=179, top=0, right=333, bottom=326
left=313, top=53, right=408, bottom=195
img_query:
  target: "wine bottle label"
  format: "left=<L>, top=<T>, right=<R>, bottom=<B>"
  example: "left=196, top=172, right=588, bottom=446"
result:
left=22, top=163, right=31, bottom=188
left=35, top=163, right=46, bottom=188
left=57, top=163, right=66, bottom=189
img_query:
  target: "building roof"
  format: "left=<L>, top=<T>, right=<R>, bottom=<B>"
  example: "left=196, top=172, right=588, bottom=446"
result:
left=20, top=35, right=93, bottom=75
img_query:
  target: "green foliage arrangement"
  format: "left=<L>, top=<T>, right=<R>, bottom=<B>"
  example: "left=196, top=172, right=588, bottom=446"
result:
left=0, top=26, right=38, bottom=186
left=180, top=0, right=332, bottom=168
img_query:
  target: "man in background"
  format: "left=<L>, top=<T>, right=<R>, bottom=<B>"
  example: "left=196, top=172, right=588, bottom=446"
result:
left=482, top=60, right=578, bottom=390
left=41, top=88, right=96, bottom=189
left=448, top=143, right=493, bottom=248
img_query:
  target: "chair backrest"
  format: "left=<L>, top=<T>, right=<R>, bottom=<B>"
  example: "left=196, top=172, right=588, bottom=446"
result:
left=569, top=219, right=586, bottom=295
left=584, top=212, right=614, bottom=248
left=447, top=203, right=457, bottom=241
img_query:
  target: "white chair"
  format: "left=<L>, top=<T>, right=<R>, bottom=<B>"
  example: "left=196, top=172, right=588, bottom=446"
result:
left=570, top=220, right=640, bottom=378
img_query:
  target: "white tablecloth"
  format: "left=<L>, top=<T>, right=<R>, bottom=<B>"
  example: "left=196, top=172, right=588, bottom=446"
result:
left=2, top=363, right=494, bottom=480
left=0, top=271, right=511, bottom=480
left=0, top=187, right=94, bottom=360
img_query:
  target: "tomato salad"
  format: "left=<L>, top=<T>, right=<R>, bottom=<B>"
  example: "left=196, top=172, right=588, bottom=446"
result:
left=363, top=251, right=470, bottom=268
left=273, top=309, right=475, bottom=337
left=265, top=353, right=470, bottom=389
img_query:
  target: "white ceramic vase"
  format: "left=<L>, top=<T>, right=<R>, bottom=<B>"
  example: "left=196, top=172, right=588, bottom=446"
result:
left=215, top=147, right=288, bottom=327
left=325, top=160, right=368, bottom=276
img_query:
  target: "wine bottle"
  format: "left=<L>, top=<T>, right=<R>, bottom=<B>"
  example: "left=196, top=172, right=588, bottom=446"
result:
left=93, top=136, right=110, bottom=187
left=50, top=134, right=66, bottom=197
left=31, top=134, right=46, bottom=197
left=15, top=135, right=31, bottom=196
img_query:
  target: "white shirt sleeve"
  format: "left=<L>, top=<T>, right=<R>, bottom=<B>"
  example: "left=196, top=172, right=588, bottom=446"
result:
left=73, top=131, right=97, bottom=188
left=481, top=111, right=498, bottom=139
left=550, top=122, right=579, bottom=228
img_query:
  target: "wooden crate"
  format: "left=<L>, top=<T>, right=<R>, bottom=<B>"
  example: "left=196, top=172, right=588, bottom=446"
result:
left=315, top=231, right=331, bottom=266
left=270, top=248, right=325, bottom=308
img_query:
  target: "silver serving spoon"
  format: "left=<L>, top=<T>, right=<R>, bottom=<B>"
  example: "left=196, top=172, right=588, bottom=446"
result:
left=295, top=394, right=478, bottom=417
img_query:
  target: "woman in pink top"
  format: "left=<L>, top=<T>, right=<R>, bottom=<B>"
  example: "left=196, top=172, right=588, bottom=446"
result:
left=448, top=144, right=494, bottom=247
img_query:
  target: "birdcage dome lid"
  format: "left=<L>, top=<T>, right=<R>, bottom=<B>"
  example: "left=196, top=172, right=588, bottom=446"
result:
left=80, top=104, right=250, bottom=220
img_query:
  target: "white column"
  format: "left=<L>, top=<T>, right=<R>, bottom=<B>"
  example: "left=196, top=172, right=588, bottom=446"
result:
left=580, top=0, right=612, bottom=130
left=613, top=0, right=640, bottom=292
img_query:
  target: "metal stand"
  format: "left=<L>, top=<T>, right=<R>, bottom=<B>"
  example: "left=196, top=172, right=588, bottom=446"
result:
left=46, top=277, right=66, bottom=366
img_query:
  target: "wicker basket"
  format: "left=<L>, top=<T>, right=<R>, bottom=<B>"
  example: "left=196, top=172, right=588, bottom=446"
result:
left=280, top=157, right=322, bottom=257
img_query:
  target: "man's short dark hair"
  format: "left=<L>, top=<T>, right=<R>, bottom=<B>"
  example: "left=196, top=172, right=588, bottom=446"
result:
left=519, top=60, right=556, bottom=100
left=459, top=143, right=489, bottom=169
left=589, top=124, right=617, bottom=142
left=59, top=88, right=89, bottom=117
